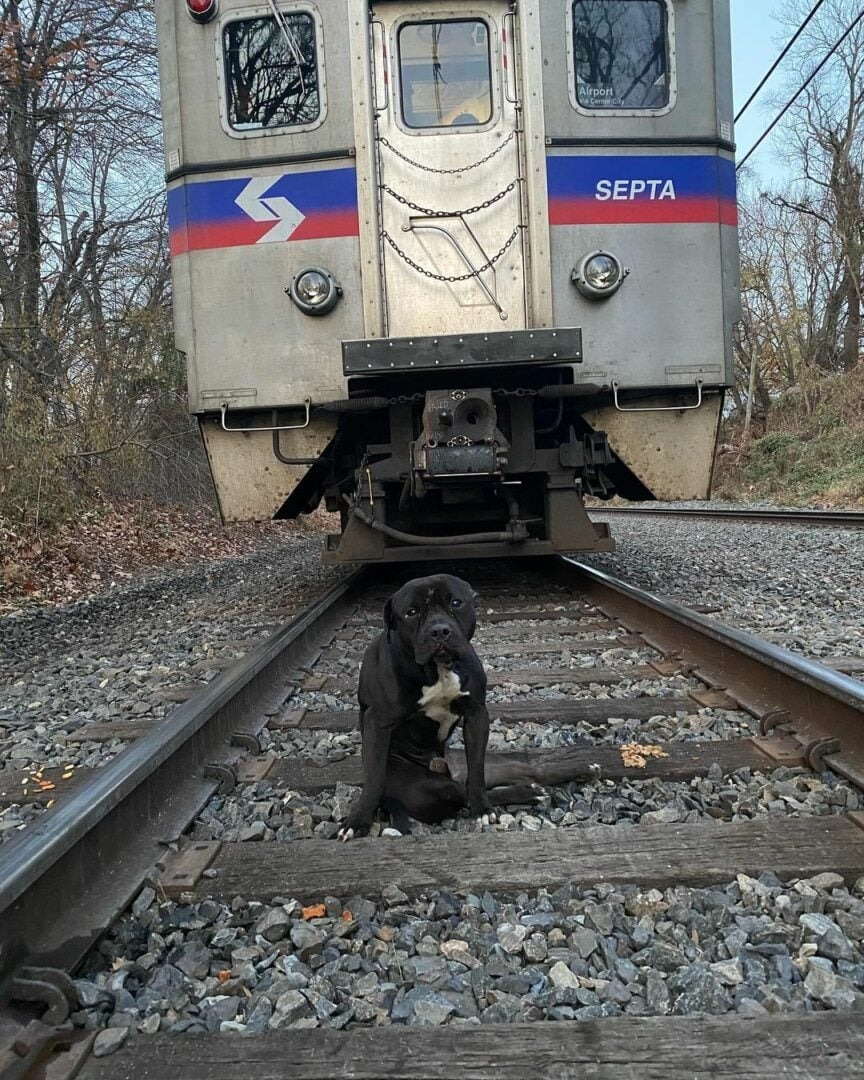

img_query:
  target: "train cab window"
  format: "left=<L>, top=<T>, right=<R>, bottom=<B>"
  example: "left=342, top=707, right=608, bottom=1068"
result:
left=571, top=0, right=671, bottom=113
left=398, top=20, right=493, bottom=129
left=223, top=11, right=321, bottom=132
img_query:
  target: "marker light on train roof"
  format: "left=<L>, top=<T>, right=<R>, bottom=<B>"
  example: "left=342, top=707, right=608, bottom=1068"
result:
left=572, top=250, right=629, bottom=300
left=186, top=0, right=218, bottom=23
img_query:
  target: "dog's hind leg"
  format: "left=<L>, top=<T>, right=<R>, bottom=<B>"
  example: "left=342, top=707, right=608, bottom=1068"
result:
left=380, top=796, right=413, bottom=835
left=384, top=761, right=467, bottom=825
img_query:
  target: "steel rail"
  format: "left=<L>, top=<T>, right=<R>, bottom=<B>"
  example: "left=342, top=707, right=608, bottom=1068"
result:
left=0, top=569, right=366, bottom=991
left=4, top=554, right=864, bottom=1013
left=589, top=506, right=864, bottom=528
left=552, top=558, right=864, bottom=786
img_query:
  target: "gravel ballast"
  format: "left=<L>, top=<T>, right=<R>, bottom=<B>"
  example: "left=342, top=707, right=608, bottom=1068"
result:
left=0, top=537, right=344, bottom=842
left=586, top=508, right=864, bottom=662
left=4, top=515, right=864, bottom=1038
left=75, top=872, right=864, bottom=1034
left=191, top=766, right=860, bottom=844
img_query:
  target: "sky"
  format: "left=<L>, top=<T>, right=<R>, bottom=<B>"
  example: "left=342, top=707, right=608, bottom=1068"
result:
left=730, top=0, right=790, bottom=180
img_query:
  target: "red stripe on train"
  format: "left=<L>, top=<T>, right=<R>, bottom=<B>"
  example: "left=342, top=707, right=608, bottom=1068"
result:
left=170, top=210, right=360, bottom=256
left=549, top=197, right=738, bottom=226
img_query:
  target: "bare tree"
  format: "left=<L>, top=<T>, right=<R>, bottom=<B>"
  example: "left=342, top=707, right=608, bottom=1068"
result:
left=768, top=0, right=863, bottom=372
left=0, top=2, right=208, bottom=524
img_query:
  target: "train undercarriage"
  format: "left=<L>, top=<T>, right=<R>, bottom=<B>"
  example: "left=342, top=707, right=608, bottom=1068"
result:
left=259, top=337, right=705, bottom=562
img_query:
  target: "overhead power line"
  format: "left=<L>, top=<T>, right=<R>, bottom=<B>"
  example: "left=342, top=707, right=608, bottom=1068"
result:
left=735, top=0, right=827, bottom=122
left=737, top=7, right=864, bottom=171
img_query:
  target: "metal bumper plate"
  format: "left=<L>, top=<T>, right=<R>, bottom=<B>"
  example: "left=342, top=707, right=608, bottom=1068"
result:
left=342, top=327, right=583, bottom=375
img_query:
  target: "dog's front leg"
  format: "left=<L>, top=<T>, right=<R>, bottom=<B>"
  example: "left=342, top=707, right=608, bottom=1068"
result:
left=462, top=704, right=495, bottom=821
left=338, top=710, right=394, bottom=841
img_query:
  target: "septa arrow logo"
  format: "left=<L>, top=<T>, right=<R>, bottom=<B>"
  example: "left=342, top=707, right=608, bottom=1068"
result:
left=234, top=176, right=306, bottom=243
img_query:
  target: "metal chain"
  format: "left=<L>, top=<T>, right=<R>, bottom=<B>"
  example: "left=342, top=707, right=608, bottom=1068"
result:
left=378, top=130, right=516, bottom=175
left=381, top=179, right=519, bottom=218
left=382, top=226, right=521, bottom=282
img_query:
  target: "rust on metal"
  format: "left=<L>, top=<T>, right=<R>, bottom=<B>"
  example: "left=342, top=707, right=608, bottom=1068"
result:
left=7, top=969, right=79, bottom=1026
left=748, top=736, right=807, bottom=767
left=557, top=559, right=864, bottom=785
left=301, top=676, right=328, bottom=692
left=759, top=708, right=794, bottom=735
left=0, top=1020, right=94, bottom=1080
left=688, top=687, right=740, bottom=710
left=615, top=634, right=647, bottom=649
left=593, top=506, right=864, bottom=529
left=235, top=757, right=276, bottom=783
left=230, top=732, right=262, bottom=755
left=804, top=737, right=843, bottom=773
left=267, top=708, right=308, bottom=730
left=203, top=763, right=237, bottom=795
left=648, top=658, right=686, bottom=677
left=153, top=842, right=222, bottom=899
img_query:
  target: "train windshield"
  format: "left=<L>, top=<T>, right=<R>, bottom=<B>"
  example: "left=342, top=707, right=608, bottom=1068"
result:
left=223, top=12, right=320, bottom=131
left=572, top=0, right=669, bottom=111
left=398, top=20, right=492, bottom=129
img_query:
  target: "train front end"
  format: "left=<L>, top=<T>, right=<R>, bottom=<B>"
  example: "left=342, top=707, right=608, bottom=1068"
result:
left=156, top=0, right=739, bottom=563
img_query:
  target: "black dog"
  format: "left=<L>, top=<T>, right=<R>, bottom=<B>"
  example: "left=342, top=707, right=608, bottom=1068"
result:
left=338, top=574, right=539, bottom=840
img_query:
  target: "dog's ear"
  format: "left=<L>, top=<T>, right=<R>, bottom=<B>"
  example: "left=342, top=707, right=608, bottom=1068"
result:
left=383, top=598, right=395, bottom=639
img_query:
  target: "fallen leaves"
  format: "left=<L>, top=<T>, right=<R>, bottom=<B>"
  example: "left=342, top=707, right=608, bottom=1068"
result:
left=1, top=502, right=335, bottom=614
left=620, top=742, right=669, bottom=769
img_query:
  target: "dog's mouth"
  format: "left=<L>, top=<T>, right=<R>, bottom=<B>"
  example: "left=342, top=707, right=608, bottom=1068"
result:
left=416, top=641, right=454, bottom=664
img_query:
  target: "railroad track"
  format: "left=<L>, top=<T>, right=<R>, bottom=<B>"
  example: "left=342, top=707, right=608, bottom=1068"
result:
left=590, top=505, right=864, bottom=528
left=2, top=558, right=864, bottom=1077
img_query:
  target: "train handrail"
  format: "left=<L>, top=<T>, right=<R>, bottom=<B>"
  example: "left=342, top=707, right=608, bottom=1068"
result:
left=371, top=20, right=389, bottom=113
left=220, top=398, right=311, bottom=433
left=611, top=379, right=704, bottom=413
left=502, top=11, right=519, bottom=105
left=407, top=219, right=505, bottom=317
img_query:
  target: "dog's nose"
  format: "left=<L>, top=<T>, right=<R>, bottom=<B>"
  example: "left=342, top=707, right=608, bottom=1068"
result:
left=428, top=623, right=452, bottom=642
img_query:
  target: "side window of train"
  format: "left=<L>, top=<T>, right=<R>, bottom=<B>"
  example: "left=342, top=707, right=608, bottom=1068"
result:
left=219, top=7, right=326, bottom=137
left=568, top=0, right=676, bottom=116
left=397, top=19, right=494, bottom=131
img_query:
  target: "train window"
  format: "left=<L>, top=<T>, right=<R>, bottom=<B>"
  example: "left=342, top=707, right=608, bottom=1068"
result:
left=570, top=0, right=672, bottom=113
left=222, top=11, right=322, bottom=133
left=398, top=20, right=493, bottom=129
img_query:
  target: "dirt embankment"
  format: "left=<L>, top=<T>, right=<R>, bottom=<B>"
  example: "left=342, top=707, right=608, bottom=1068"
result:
left=714, top=370, right=864, bottom=508
left=1, top=503, right=334, bottom=614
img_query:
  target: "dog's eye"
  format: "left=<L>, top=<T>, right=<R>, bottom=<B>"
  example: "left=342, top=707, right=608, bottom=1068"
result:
left=404, top=608, right=418, bottom=618
left=451, top=598, right=463, bottom=609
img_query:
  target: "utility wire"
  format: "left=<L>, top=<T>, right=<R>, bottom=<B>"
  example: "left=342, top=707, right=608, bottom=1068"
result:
left=737, top=7, right=864, bottom=171
left=735, top=0, right=827, bottom=122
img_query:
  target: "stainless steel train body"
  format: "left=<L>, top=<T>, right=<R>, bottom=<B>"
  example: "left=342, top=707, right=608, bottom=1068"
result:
left=156, top=0, right=740, bottom=563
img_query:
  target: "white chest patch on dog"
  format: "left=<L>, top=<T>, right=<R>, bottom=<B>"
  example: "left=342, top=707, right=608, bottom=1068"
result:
left=418, top=664, right=469, bottom=742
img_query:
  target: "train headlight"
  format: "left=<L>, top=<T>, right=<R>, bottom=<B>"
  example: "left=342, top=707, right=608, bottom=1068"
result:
left=572, top=251, right=628, bottom=300
left=287, top=267, right=342, bottom=316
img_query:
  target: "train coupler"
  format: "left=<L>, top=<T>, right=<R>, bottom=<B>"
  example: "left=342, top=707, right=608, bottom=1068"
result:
left=412, top=388, right=508, bottom=484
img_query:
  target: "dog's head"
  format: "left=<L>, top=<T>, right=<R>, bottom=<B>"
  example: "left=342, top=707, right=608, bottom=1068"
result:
left=383, top=574, right=477, bottom=665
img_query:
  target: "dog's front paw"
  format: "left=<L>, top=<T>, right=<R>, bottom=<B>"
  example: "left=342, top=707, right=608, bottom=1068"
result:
left=470, top=796, right=495, bottom=825
left=337, top=815, right=372, bottom=842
